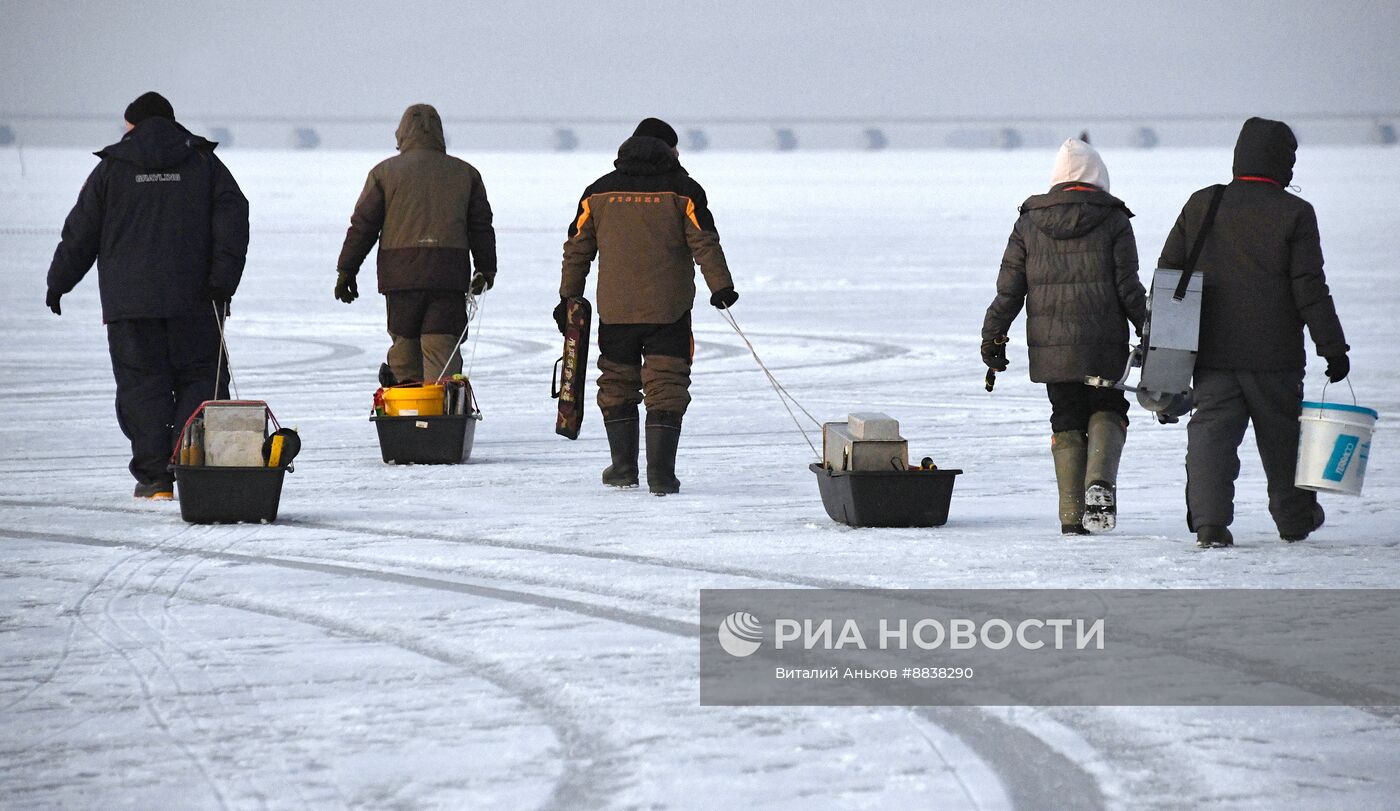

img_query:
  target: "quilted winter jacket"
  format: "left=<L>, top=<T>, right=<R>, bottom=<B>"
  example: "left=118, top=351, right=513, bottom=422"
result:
left=560, top=135, right=733, bottom=324
left=982, top=185, right=1147, bottom=383
left=336, top=104, right=497, bottom=293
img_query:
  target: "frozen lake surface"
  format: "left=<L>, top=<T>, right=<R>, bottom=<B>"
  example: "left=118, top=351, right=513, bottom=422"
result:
left=1, top=144, right=1398, bottom=809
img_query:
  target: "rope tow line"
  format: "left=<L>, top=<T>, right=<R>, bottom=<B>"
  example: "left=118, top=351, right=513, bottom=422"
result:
left=718, top=307, right=822, bottom=460
left=432, top=291, right=483, bottom=385
left=212, top=301, right=239, bottom=400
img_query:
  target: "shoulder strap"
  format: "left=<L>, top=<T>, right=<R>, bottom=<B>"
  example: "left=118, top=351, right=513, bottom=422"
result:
left=1173, top=183, right=1226, bottom=301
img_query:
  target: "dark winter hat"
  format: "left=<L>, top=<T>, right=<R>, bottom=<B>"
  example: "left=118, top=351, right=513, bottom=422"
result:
left=124, top=91, right=175, bottom=125
left=1232, top=117, right=1297, bottom=186
left=633, top=117, right=678, bottom=148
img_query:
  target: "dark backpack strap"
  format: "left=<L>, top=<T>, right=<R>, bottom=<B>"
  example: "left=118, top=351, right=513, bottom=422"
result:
left=1173, top=183, right=1226, bottom=301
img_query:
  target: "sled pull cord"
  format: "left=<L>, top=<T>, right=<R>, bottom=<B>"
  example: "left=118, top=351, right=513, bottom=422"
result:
left=718, top=308, right=822, bottom=460
left=464, top=291, right=483, bottom=378
left=1173, top=183, right=1227, bottom=301
left=212, top=301, right=240, bottom=399
left=432, top=291, right=482, bottom=384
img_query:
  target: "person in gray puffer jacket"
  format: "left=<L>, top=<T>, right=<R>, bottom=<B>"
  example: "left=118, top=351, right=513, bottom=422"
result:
left=982, top=138, right=1147, bottom=535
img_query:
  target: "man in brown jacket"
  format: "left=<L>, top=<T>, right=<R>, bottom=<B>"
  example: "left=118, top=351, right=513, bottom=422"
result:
left=558, top=118, right=737, bottom=495
left=335, top=104, right=496, bottom=384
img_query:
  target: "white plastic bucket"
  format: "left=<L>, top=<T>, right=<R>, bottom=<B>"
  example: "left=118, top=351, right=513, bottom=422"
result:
left=1295, top=400, right=1378, bottom=495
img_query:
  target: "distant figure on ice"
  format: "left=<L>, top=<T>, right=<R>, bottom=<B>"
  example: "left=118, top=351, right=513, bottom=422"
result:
left=45, top=92, right=249, bottom=500
left=1160, top=118, right=1349, bottom=549
left=982, top=138, right=1146, bottom=535
left=557, top=118, right=737, bottom=495
left=335, top=104, right=496, bottom=385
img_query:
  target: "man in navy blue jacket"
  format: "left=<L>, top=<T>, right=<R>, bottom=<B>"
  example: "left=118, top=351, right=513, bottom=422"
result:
left=47, top=92, right=250, bottom=499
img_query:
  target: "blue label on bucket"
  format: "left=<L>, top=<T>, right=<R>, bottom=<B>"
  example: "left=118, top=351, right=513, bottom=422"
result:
left=1324, top=434, right=1361, bottom=482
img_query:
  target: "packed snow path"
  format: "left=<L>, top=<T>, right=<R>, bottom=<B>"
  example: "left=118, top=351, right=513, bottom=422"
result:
left=2, top=146, right=1398, bottom=809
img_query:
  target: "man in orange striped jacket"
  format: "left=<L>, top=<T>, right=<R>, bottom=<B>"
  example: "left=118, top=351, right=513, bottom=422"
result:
left=558, top=118, right=737, bottom=495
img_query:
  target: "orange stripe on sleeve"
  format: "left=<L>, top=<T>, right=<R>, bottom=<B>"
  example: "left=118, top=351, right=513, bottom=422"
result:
left=684, top=197, right=702, bottom=231
left=574, top=198, right=592, bottom=233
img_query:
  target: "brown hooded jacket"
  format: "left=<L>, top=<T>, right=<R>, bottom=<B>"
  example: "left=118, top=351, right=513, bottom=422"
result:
left=337, top=104, right=496, bottom=293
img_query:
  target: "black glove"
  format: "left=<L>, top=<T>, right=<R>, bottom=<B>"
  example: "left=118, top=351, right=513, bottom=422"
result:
left=470, top=273, right=492, bottom=295
left=553, top=299, right=568, bottom=335
left=45, top=290, right=62, bottom=316
left=1325, top=354, right=1350, bottom=383
left=334, top=271, right=358, bottom=304
left=981, top=337, right=1009, bottom=372
left=710, top=287, right=739, bottom=310
left=204, top=283, right=234, bottom=305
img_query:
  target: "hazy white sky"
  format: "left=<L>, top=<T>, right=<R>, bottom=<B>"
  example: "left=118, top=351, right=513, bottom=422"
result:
left=3, top=0, right=1397, bottom=122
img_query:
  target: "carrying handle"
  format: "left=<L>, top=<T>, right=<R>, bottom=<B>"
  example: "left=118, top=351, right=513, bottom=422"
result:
left=1319, top=378, right=1358, bottom=409
left=550, top=357, right=563, bottom=399
left=1173, top=183, right=1227, bottom=301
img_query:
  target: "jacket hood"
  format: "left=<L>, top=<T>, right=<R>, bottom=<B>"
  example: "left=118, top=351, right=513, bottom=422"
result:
left=98, top=117, right=213, bottom=170
left=1050, top=138, right=1110, bottom=191
left=614, top=135, right=681, bottom=176
left=396, top=104, right=446, bottom=152
left=1021, top=188, right=1131, bottom=240
left=1232, top=116, right=1296, bottom=185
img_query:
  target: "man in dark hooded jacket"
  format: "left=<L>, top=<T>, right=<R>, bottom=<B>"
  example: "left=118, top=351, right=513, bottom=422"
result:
left=983, top=138, right=1146, bottom=535
left=557, top=118, right=737, bottom=495
left=1159, top=117, right=1349, bottom=548
left=46, top=91, right=249, bottom=499
left=336, top=103, right=497, bottom=384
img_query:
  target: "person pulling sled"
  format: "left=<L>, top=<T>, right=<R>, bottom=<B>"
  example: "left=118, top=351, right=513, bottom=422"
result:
left=556, top=118, right=738, bottom=495
left=982, top=139, right=1147, bottom=534
left=334, top=104, right=496, bottom=386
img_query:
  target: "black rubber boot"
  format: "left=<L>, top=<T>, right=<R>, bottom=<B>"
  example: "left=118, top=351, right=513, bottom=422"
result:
left=1280, top=503, right=1325, bottom=542
left=645, top=411, right=682, bottom=496
left=1196, top=525, right=1234, bottom=549
left=602, top=414, right=640, bottom=488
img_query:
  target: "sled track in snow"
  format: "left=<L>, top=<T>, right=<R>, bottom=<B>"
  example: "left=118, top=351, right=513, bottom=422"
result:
left=1, top=328, right=903, bottom=405
left=3, top=512, right=1109, bottom=810
left=0, top=529, right=627, bottom=811
left=8, top=497, right=1400, bottom=718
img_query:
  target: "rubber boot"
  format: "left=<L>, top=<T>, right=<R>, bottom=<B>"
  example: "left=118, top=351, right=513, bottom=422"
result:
left=1084, top=411, right=1127, bottom=532
left=1052, top=430, right=1089, bottom=534
left=646, top=411, right=682, bottom=496
left=1197, top=525, right=1234, bottom=549
left=1280, top=503, right=1325, bottom=542
left=601, top=409, right=640, bottom=488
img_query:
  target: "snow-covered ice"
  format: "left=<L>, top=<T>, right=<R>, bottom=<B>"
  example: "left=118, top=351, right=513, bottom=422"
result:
left=1, top=144, right=1398, bottom=809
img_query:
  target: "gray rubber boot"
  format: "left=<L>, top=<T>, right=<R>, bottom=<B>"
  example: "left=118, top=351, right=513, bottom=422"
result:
left=1084, top=411, right=1127, bottom=532
left=646, top=411, right=682, bottom=495
left=1052, top=430, right=1089, bottom=534
left=601, top=415, right=640, bottom=488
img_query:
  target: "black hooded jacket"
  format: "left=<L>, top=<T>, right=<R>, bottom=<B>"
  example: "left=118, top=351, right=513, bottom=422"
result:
left=983, top=184, right=1146, bottom=383
left=1158, top=117, right=1347, bottom=371
left=47, top=117, right=249, bottom=321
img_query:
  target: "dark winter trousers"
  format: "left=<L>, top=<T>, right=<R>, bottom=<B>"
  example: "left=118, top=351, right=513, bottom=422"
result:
left=1045, top=382, right=1130, bottom=433
left=385, top=290, right=467, bottom=382
left=107, top=314, right=228, bottom=486
left=1186, top=368, right=1317, bottom=533
left=596, top=313, right=693, bottom=419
